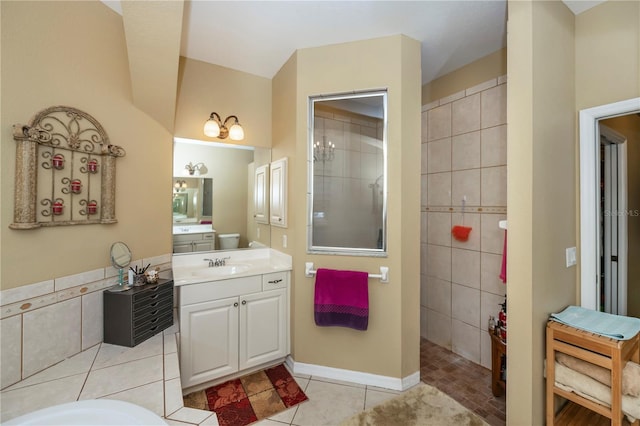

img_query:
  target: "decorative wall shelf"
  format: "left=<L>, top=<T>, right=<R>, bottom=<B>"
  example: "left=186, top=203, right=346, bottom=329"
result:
left=10, top=106, right=125, bottom=229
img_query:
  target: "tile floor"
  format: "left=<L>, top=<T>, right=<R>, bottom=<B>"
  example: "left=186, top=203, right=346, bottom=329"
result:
left=420, top=338, right=506, bottom=426
left=0, top=325, right=504, bottom=426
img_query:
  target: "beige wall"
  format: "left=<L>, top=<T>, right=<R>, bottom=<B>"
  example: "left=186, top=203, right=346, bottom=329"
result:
left=174, top=57, right=272, bottom=149
left=274, top=35, right=421, bottom=379
left=1, top=1, right=173, bottom=290
left=422, top=48, right=507, bottom=105
left=575, top=1, right=640, bottom=111
left=507, top=1, right=576, bottom=424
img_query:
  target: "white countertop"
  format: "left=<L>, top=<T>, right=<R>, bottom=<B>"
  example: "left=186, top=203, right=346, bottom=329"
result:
left=171, top=248, right=292, bottom=286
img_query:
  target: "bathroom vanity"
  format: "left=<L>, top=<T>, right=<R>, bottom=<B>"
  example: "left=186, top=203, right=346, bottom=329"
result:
left=172, top=224, right=215, bottom=253
left=172, top=249, right=292, bottom=390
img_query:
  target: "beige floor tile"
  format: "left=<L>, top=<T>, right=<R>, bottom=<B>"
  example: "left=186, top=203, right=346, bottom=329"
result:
left=167, top=406, right=214, bottom=424
left=80, top=355, right=163, bottom=400
left=100, top=380, right=165, bottom=417
left=93, top=333, right=163, bottom=369
left=291, top=380, right=365, bottom=426
left=364, top=388, right=399, bottom=410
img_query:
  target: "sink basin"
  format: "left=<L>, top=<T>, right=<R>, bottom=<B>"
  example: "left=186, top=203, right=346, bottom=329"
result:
left=191, top=264, right=251, bottom=277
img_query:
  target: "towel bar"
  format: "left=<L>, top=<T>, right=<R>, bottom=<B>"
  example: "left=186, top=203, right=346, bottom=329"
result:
left=304, top=262, right=389, bottom=283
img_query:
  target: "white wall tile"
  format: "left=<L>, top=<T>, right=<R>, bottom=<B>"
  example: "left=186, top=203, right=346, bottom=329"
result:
left=54, top=269, right=104, bottom=292
left=440, top=90, right=466, bottom=105
left=452, top=169, right=480, bottom=207
left=421, top=111, right=429, bottom=143
left=420, top=306, right=429, bottom=339
left=427, top=103, right=451, bottom=141
left=451, top=283, right=480, bottom=328
left=481, top=291, right=505, bottom=329
left=1, top=280, right=54, bottom=306
left=452, top=131, right=481, bottom=171
left=426, top=244, right=451, bottom=281
left=427, top=138, right=451, bottom=173
left=481, top=84, right=507, bottom=128
left=466, top=78, right=497, bottom=96
left=427, top=212, right=451, bottom=246
left=420, top=274, right=429, bottom=308
left=426, top=276, right=451, bottom=317
left=426, top=309, right=451, bottom=349
left=420, top=174, right=428, bottom=207
left=480, top=331, right=492, bottom=370
left=481, top=214, right=507, bottom=255
left=451, top=319, right=480, bottom=363
left=23, top=298, right=81, bottom=378
left=421, top=211, right=428, bottom=244
left=481, top=252, right=507, bottom=295
left=422, top=100, right=440, bottom=112
left=451, top=248, right=480, bottom=289
left=1, top=315, right=22, bottom=389
left=427, top=172, right=451, bottom=206
left=481, top=166, right=507, bottom=207
left=481, top=125, right=507, bottom=167
left=452, top=93, right=481, bottom=136
left=421, top=142, right=429, bottom=173
left=82, top=291, right=103, bottom=351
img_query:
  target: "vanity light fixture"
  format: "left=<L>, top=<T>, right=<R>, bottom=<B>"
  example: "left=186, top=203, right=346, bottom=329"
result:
left=203, top=112, right=245, bottom=141
left=184, top=162, right=207, bottom=176
left=174, top=180, right=187, bottom=192
left=313, top=137, right=335, bottom=163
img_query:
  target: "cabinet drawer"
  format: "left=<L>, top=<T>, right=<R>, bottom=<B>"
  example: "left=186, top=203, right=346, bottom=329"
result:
left=180, top=275, right=262, bottom=305
left=132, top=313, right=174, bottom=346
left=173, top=232, right=213, bottom=243
left=262, top=272, right=288, bottom=290
left=133, top=292, right=172, bottom=319
left=133, top=282, right=173, bottom=306
left=133, top=302, right=173, bottom=329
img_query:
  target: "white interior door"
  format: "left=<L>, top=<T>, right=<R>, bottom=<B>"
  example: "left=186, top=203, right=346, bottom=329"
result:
left=600, top=125, right=628, bottom=315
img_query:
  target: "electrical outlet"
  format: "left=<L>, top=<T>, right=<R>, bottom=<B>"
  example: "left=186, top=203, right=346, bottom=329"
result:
left=282, top=234, right=287, bottom=248
left=257, top=228, right=260, bottom=238
left=566, top=247, right=577, bottom=267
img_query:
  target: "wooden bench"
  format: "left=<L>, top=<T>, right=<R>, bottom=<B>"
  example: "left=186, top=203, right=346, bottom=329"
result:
left=546, top=321, right=639, bottom=426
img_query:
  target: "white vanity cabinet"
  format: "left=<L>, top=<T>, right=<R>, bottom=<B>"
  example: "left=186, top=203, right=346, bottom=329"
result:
left=179, top=271, right=290, bottom=389
left=173, top=232, right=215, bottom=253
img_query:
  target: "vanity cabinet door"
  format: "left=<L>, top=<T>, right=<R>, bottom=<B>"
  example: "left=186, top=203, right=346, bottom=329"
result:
left=254, top=164, right=269, bottom=224
left=239, top=288, right=287, bottom=370
left=269, top=157, right=287, bottom=227
left=180, top=297, right=239, bottom=388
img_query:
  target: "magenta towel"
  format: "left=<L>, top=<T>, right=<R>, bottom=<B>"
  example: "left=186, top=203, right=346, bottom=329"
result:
left=499, top=230, right=507, bottom=283
left=314, top=268, right=369, bottom=331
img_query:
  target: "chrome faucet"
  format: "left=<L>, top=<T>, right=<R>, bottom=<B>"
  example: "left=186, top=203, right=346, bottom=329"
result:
left=203, top=256, right=231, bottom=267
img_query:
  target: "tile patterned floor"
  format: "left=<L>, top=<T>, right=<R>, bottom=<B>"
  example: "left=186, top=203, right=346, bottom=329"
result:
left=420, top=338, right=506, bottom=426
left=1, top=328, right=504, bottom=425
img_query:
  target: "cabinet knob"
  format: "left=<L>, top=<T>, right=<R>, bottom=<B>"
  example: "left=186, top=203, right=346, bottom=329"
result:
left=233, top=302, right=239, bottom=307
left=242, top=300, right=247, bottom=305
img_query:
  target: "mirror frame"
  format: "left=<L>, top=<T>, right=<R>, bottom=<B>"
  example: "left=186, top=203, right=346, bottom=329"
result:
left=307, top=89, right=388, bottom=256
left=110, top=241, right=132, bottom=268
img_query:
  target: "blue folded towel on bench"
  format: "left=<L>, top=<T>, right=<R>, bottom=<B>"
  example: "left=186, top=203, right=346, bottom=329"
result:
left=550, top=305, right=640, bottom=340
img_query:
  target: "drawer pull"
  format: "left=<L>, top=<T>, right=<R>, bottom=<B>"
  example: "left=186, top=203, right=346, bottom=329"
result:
left=149, top=286, right=159, bottom=292
left=150, top=317, right=159, bottom=324
left=149, top=294, right=159, bottom=300
left=149, top=326, right=158, bottom=332
left=150, top=310, right=159, bottom=316
left=268, top=279, right=283, bottom=284
left=149, top=302, right=159, bottom=308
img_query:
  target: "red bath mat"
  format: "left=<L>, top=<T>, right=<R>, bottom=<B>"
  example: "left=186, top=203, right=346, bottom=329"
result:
left=182, top=364, right=308, bottom=426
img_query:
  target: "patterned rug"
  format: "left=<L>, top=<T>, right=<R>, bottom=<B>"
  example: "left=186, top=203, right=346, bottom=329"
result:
left=182, top=364, right=308, bottom=426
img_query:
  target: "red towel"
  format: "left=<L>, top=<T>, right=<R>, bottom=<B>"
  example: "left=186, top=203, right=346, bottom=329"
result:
left=314, top=268, right=369, bottom=331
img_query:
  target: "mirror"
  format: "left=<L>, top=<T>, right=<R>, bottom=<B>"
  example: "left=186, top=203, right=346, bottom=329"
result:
left=109, top=241, right=132, bottom=291
left=308, top=90, right=387, bottom=255
left=172, top=177, right=212, bottom=223
left=173, top=138, right=271, bottom=251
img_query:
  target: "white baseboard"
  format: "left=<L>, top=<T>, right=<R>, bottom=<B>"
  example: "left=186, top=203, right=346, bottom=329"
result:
left=285, top=356, right=420, bottom=391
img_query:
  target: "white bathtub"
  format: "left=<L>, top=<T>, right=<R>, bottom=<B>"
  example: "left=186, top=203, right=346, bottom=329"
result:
left=4, top=399, right=167, bottom=425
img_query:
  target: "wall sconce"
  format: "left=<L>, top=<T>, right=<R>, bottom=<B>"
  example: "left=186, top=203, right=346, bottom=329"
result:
left=203, top=112, right=245, bottom=141
left=313, top=137, right=335, bottom=163
left=184, top=162, right=207, bottom=176
left=174, top=180, right=187, bottom=192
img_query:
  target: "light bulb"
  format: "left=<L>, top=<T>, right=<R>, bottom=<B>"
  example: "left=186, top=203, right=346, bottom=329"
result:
left=228, top=123, right=244, bottom=141
left=203, top=119, right=220, bottom=137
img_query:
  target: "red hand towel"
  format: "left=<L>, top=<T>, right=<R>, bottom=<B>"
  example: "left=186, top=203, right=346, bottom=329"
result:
left=499, top=230, right=507, bottom=284
left=314, top=268, right=369, bottom=331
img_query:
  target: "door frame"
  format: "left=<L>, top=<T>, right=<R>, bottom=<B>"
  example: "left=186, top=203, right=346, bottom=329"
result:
left=579, top=97, right=640, bottom=310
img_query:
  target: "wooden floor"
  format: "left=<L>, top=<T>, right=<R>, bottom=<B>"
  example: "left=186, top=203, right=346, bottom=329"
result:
left=420, top=338, right=506, bottom=426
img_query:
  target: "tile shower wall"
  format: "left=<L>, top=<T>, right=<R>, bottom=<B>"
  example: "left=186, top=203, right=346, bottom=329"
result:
left=420, top=76, right=507, bottom=369
left=0, top=254, right=173, bottom=390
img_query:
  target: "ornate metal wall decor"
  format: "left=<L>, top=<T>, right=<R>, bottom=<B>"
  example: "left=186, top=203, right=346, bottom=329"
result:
left=10, top=106, right=125, bottom=229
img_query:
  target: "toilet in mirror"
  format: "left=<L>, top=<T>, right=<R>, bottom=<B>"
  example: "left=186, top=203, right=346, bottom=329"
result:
left=172, top=138, right=271, bottom=253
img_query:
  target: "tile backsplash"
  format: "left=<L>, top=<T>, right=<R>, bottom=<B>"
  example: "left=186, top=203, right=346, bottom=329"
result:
left=420, top=76, right=507, bottom=370
left=0, top=254, right=172, bottom=390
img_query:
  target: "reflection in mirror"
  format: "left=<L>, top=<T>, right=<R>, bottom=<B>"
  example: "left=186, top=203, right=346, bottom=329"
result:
left=308, top=90, right=387, bottom=255
left=173, top=138, right=271, bottom=252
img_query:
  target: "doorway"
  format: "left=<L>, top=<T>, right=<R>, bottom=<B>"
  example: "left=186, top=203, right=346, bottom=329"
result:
left=579, top=97, right=640, bottom=316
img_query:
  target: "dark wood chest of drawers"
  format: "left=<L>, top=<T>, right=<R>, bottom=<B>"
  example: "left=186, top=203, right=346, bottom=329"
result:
left=103, top=279, right=174, bottom=347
